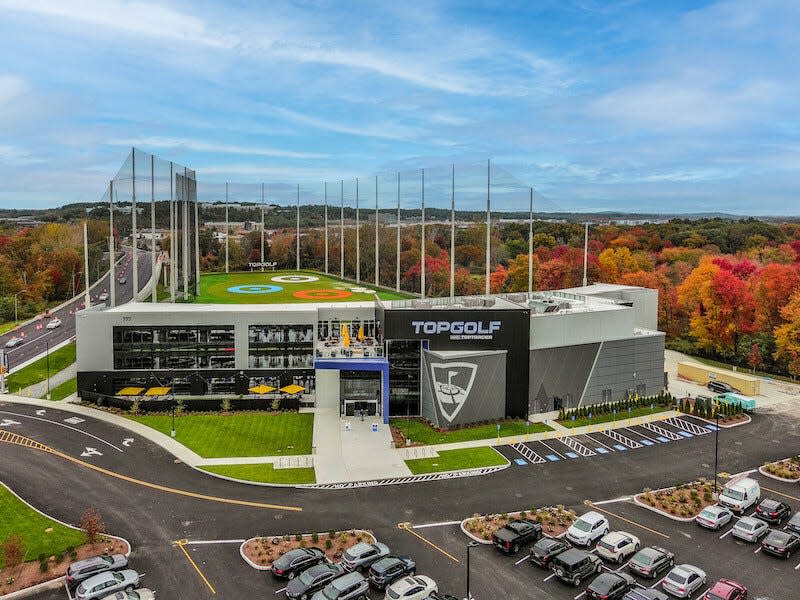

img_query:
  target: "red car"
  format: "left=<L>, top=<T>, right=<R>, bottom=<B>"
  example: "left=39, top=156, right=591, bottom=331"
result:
left=702, top=579, right=747, bottom=600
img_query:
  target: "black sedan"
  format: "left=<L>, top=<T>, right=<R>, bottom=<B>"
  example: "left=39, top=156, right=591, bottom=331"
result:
left=627, top=546, right=674, bottom=579
left=586, top=572, right=636, bottom=600
left=529, top=538, right=571, bottom=569
left=761, top=529, right=800, bottom=558
left=368, top=555, right=416, bottom=590
left=286, top=563, right=344, bottom=600
left=271, top=548, right=327, bottom=579
left=754, top=499, right=792, bottom=524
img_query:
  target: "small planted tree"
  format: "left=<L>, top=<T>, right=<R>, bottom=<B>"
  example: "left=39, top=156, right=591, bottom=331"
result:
left=81, top=507, right=105, bottom=544
left=2, top=534, right=24, bottom=571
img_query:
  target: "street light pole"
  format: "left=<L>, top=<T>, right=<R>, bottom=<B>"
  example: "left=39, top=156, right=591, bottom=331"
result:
left=466, top=541, right=478, bottom=600
left=171, top=395, right=176, bottom=438
left=714, top=400, right=720, bottom=496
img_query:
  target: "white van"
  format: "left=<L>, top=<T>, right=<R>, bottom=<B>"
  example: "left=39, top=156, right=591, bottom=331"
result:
left=718, top=477, right=760, bottom=513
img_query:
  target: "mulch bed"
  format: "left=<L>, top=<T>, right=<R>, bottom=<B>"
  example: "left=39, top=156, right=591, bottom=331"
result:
left=637, top=480, right=716, bottom=518
left=0, top=537, right=129, bottom=596
left=463, top=506, right=576, bottom=541
left=242, top=530, right=376, bottom=568
left=763, top=457, right=800, bottom=481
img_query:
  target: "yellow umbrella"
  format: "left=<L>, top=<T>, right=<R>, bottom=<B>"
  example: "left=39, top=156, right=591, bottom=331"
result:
left=144, top=386, right=171, bottom=396
left=248, top=384, right=276, bottom=394
left=341, top=323, right=350, bottom=347
left=357, top=323, right=365, bottom=341
left=117, top=387, right=145, bottom=396
left=280, top=384, right=305, bottom=395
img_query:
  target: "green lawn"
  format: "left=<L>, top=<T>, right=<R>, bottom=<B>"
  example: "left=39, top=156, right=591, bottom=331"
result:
left=129, top=412, right=314, bottom=458
left=558, top=405, right=671, bottom=429
left=405, top=447, right=508, bottom=474
left=390, top=418, right=552, bottom=445
left=47, top=377, right=77, bottom=401
left=0, top=321, right=19, bottom=335
left=200, top=463, right=316, bottom=484
left=195, top=270, right=411, bottom=304
left=7, top=342, right=76, bottom=392
left=0, top=483, right=86, bottom=568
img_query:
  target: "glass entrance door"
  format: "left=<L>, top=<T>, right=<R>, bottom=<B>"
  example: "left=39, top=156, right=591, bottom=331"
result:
left=340, top=370, right=381, bottom=417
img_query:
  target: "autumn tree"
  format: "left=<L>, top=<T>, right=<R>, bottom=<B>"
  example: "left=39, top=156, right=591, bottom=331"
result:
left=750, top=263, right=800, bottom=330
left=489, top=264, right=509, bottom=293
left=774, top=291, right=800, bottom=378
left=2, top=534, right=23, bottom=570
left=747, top=343, right=763, bottom=373
left=81, top=507, right=105, bottom=544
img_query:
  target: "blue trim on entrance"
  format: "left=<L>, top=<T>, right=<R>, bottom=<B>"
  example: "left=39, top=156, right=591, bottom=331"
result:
left=314, top=357, right=390, bottom=424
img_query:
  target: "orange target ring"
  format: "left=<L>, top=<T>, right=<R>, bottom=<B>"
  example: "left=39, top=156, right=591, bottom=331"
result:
left=293, top=289, right=353, bottom=300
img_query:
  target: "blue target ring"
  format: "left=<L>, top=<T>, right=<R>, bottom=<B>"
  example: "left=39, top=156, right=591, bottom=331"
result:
left=227, top=284, right=283, bottom=294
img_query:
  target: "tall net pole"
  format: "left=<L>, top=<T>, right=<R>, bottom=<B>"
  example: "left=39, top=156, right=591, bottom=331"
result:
left=182, top=167, right=189, bottom=300
left=194, top=184, right=200, bottom=296
left=583, top=223, right=589, bottom=287
left=84, top=222, right=91, bottom=309
left=324, top=182, right=329, bottom=274
left=529, top=187, right=534, bottom=294
left=109, top=180, right=115, bottom=307
left=296, top=184, right=301, bottom=271
left=340, top=180, right=344, bottom=279
left=375, top=175, right=379, bottom=287
left=396, top=172, right=401, bottom=292
left=169, top=161, right=176, bottom=301
left=450, top=164, right=455, bottom=299
left=356, top=177, right=360, bottom=282
left=224, top=182, right=229, bottom=273
left=421, top=168, right=426, bottom=299
left=485, top=159, right=491, bottom=296
left=261, top=183, right=265, bottom=272
left=131, top=148, right=138, bottom=298
left=151, top=154, right=157, bottom=302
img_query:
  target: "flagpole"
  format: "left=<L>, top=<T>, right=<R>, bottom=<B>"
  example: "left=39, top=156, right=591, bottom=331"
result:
left=485, top=159, right=490, bottom=295
left=340, top=180, right=344, bottom=279
left=450, top=163, right=455, bottom=299
left=396, top=172, right=401, bottom=292
left=324, top=182, right=329, bottom=274
left=375, top=175, right=379, bottom=287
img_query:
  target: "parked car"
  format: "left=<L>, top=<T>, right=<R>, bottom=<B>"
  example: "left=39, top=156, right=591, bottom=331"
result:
left=286, top=563, right=345, bottom=600
left=98, top=292, right=109, bottom=302
left=707, top=380, right=738, bottom=394
left=118, top=277, right=127, bottom=284
left=271, top=548, right=326, bottom=579
left=4, top=336, right=23, bottom=348
left=627, top=546, right=674, bottom=579
left=596, top=531, right=641, bottom=563
left=586, top=572, right=637, bottom=600
left=701, top=579, right=747, bottom=600
left=310, top=572, right=369, bottom=600
left=786, top=512, right=800, bottom=535
left=551, top=548, right=603, bottom=587
left=661, top=564, right=706, bottom=598
left=383, top=575, right=436, bottom=600
left=731, top=516, right=769, bottom=542
left=529, top=537, right=571, bottom=569
left=761, top=529, right=800, bottom=558
left=566, top=511, right=610, bottom=547
left=368, top=556, right=416, bottom=590
left=99, top=590, right=155, bottom=600
left=75, top=570, right=141, bottom=600
left=754, top=498, right=791, bottom=524
left=66, top=554, right=129, bottom=588
left=492, top=518, right=542, bottom=554
left=341, top=542, right=390, bottom=572
left=694, top=505, right=733, bottom=530
left=623, top=590, right=669, bottom=600
left=425, top=594, right=459, bottom=600
left=46, top=317, right=62, bottom=329
left=718, top=477, right=760, bottom=513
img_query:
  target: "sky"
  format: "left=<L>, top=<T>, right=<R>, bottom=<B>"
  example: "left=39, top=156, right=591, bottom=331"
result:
left=0, top=0, right=798, bottom=214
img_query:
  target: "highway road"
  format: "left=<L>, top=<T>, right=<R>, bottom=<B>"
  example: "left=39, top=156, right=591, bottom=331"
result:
left=0, top=246, right=154, bottom=370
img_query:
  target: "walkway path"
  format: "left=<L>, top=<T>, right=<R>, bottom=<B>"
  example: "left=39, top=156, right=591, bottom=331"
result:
left=21, top=363, right=76, bottom=399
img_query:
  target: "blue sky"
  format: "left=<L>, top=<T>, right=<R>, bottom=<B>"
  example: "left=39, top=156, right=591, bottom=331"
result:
left=0, top=0, right=798, bottom=214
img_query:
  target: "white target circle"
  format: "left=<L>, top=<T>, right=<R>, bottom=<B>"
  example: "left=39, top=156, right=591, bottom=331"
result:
left=271, top=275, right=319, bottom=283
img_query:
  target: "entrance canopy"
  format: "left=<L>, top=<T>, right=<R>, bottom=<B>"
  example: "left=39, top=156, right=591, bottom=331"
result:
left=314, top=357, right=390, bottom=424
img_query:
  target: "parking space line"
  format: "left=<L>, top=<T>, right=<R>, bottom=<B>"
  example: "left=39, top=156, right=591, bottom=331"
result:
left=397, top=522, right=460, bottom=563
left=574, top=591, right=586, bottom=599
left=754, top=546, right=761, bottom=554
left=538, top=439, right=566, bottom=459
left=761, top=486, right=800, bottom=503
left=650, top=575, right=667, bottom=589
left=175, top=540, right=217, bottom=594
left=582, top=432, right=615, bottom=452
left=411, top=520, right=462, bottom=529
left=543, top=572, right=557, bottom=582
left=586, top=502, right=670, bottom=539
left=514, top=555, right=528, bottom=566
left=719, top=527, right=734, bottom=539
left=64, top=581, right=73, bottom=600
left=794, top=560, right=800, bottom=570
left=623, top=426, right=660, bottom=445
left=275, top=586, right=287, bottom=594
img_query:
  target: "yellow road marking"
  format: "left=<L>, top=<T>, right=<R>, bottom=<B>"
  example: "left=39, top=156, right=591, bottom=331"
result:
left=175, top=540, right=216, bottom=594
left=586, top=501, right=670, bottom=539
left=761, top=486, right=800, bottom=503
left=1, top=430, right=302, bottom=512
left=397, top=522, right=460, bottom=563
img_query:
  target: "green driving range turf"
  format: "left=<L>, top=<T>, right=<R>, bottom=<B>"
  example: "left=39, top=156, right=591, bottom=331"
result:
left=194, top=271, right=412, bottom=304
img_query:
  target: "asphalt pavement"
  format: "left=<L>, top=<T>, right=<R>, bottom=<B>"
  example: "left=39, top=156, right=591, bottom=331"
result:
left=1, top=400, right=798, bottom=599
left=1, top=247, right=153, bottom=370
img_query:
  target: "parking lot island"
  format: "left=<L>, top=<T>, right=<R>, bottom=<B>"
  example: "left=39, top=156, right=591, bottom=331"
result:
left=461, top=506, right=577, bottom=544
left=240, top=530, right=377, bottom=570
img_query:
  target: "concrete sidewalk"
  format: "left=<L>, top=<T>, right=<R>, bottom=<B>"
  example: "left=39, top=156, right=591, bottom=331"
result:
left=21, top=363, right=76, bottom=399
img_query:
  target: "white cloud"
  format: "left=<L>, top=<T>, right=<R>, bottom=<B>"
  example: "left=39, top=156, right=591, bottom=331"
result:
left=106, top=137, right=330, bottom=159
left=0, top=74, right=25, bottom=105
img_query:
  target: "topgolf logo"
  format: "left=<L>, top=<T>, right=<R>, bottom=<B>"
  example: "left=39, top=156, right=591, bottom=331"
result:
left=410, top=320, right=501, bottom=340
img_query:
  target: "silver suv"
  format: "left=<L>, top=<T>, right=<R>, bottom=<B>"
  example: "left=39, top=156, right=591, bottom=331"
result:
left=310, top=572, right=369, bottom=600
left=341, top=542, right=390, bottom=572
left=66, top=554, right=129, bottom=588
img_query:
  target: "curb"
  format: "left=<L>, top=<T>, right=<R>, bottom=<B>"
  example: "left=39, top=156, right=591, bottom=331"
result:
left=0, top=577, right=66, bottom=599
left=240, top=530, right=377, bottom=571
left=688, top=413, right=752, bottom=429
left=758, top=461, right=800, bottom=483
left=193, top=464, right=316, bottom=489
left=459, top=509, right=572, bottom=545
